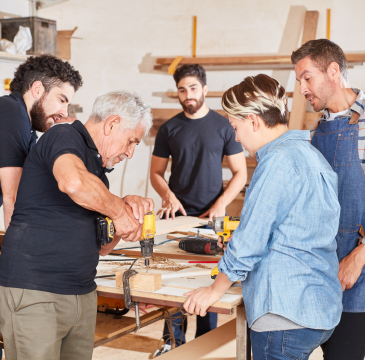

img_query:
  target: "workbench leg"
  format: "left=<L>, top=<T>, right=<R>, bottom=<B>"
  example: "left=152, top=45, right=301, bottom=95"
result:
left=236, top=303, right=251, bottom=360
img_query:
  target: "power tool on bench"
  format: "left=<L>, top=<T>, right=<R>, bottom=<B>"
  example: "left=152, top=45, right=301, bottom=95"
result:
left=209, top=216, right=240, bottom=279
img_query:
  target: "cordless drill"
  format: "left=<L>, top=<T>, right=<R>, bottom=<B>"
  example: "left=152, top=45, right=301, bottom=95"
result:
left=209, top=216, right=240, bottom=279
left=139, top=211, right=156, bottom=273
left=96, top=211, right=156, bottom=272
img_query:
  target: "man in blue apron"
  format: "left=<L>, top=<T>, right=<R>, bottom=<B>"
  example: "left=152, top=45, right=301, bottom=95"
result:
left=292, top=39, right=365, bottom=359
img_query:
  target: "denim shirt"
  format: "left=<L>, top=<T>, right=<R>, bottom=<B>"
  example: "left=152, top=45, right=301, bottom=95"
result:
left=218, top=130, right=343, bottom=330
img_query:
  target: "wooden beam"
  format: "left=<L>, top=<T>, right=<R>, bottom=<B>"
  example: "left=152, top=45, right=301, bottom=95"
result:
left=155, top=53, right=365, bottom=68
left=289, top=11, right=319, bottom=130
left=236, top=303, right=249, bottom=360
left=116, top=271, right=162, bottom=292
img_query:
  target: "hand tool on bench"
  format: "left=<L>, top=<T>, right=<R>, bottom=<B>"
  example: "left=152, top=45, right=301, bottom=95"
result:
left=209, top=216, right=240, bottom=279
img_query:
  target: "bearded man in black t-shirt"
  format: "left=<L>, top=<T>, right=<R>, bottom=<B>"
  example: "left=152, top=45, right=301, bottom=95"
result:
left=0, top=55, right=83, bottom=231
left=150, top=64, right=247, bottom=354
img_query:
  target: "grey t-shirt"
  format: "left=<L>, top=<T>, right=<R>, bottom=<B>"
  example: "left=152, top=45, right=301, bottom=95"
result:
left=251, top=313, right=305, bottom=332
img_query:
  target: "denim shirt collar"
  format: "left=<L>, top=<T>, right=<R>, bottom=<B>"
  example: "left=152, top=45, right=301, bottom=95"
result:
left=255, top=130, right=310, bottom=163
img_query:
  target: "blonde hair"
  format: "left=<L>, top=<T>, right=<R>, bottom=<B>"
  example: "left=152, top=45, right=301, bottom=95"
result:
left=222, top=74, right=289, bottom=127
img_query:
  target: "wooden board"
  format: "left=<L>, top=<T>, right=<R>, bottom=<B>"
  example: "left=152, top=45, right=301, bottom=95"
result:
left=289, top=11, right=319, bottom=130
left=116, top=271, right=161, bottom=292
left=96, top=269, right=243, bottom=314
left=158, top=318, right=238, bottom=359
left=155, top=53, right=365, bottom=66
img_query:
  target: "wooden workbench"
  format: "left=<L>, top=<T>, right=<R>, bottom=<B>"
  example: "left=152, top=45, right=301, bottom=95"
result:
left=96, top=268, right=248, bottom=360
left=96, top=218, right=249, bottom=360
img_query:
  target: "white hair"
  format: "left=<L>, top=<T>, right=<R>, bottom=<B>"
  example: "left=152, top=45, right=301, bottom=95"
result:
left=90, top=91, right=153, bottom=136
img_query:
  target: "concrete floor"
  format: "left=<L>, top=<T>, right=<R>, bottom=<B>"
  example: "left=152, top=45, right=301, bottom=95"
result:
left=92, top=312, right=324, bottom=360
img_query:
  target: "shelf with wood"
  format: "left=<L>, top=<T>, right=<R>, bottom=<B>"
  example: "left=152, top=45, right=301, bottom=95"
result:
left=155, top=53, right=365, bottom=71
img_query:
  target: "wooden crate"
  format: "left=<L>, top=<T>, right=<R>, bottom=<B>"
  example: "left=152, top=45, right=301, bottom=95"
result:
left=0, top=17, right=57, bottom=56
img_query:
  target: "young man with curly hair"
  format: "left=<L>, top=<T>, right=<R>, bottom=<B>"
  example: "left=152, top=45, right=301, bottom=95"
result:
left=0, top=55, right=83, bottom=230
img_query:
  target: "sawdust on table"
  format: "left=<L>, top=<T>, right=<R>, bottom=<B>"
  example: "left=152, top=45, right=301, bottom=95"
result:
left=100, top=255, right=193, bottom=272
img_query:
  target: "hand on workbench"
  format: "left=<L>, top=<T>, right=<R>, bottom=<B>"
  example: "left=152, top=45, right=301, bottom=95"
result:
left=157, top=192, right=187, bottom=219
left=113, top=202, right=143, bottom=242
left=199, top=198, right=226, bottom=221
left=338, top=245, right=365, bottom=291
left=218, top=235, right=232, bottom=249
left=183, top=286, right=221, bottom=317
left=123, top=195, right=154, bottom=224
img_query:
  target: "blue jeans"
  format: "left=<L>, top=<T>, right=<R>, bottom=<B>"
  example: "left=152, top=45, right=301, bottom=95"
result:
left=163, top=311, right=218, bottom=346
left=251, top=328, right=334, bottom=360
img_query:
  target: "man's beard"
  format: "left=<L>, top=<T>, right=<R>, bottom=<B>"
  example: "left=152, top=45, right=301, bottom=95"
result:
left=308, top=76, right=336, bottom=112
left=30, top=96, right=61, bottom=132
left=179, top=94, right=205, bottom=115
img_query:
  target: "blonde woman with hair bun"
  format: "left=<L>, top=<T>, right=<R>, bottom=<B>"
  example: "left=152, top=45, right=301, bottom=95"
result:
left=184, top=74, right=343, bottom=360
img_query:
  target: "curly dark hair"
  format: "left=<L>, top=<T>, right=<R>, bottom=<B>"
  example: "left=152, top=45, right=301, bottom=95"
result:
left=291, top=39, right=348, bottom=81
left=10, top=54, right=83, bottom=94
left=173, top=64, right=206, bottom=87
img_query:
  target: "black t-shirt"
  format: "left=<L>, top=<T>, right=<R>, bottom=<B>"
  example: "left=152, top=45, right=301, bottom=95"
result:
left=0, top=120, right=111, bottom=295
left=0, top=91, right=38, bottom=206
left=153, top=110, right=243, bottom=216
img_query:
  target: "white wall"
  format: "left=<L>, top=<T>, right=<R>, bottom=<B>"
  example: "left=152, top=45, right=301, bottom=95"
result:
left=1, top=0, right=365, bottom=230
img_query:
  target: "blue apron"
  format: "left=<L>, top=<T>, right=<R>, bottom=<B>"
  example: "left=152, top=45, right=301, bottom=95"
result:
left=311, top=111, right=365, bottom=312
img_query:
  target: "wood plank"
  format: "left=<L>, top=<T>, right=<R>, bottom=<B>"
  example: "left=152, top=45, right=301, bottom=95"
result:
left=236, top=303, right=249, bottom=360
left=289, top=11, right=319, bottom=130
left=157, top=318, right=238, bottom=359
left=156, top=53, right=365, bottom=67
left=116, top=271, right=162, bottom=292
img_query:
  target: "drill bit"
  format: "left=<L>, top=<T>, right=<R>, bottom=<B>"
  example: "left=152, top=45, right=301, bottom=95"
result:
left=145, top=258, right=149, bottom=273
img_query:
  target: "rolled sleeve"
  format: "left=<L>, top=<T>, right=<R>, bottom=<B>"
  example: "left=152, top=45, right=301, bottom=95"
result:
left=219, top=151, right=301, bottom=282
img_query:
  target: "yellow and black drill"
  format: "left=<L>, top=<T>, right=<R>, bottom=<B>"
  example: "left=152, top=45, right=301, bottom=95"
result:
left=209, top=216, right=240, bottom=279
left=96, top=211, right=156, bottom=272
left=139, top=211, right=156, bottom=273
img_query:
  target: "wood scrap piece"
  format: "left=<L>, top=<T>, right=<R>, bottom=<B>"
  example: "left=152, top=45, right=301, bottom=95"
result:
left=166, top=233, right=188, bottom=240
left=116, top=271, right=161, bottom=292
left=187, top=231, right=218, bottom=240
left=289, top=10, right=319, bottom=130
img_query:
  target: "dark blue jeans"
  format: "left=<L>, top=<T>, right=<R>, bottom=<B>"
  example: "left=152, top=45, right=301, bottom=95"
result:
left=251, top=327, right=334, bottom=360
left=163, top=311, right=218, bottom=346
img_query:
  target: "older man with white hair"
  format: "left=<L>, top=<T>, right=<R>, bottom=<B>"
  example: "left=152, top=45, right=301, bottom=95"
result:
left=0, top=91, right=154, bottom=360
